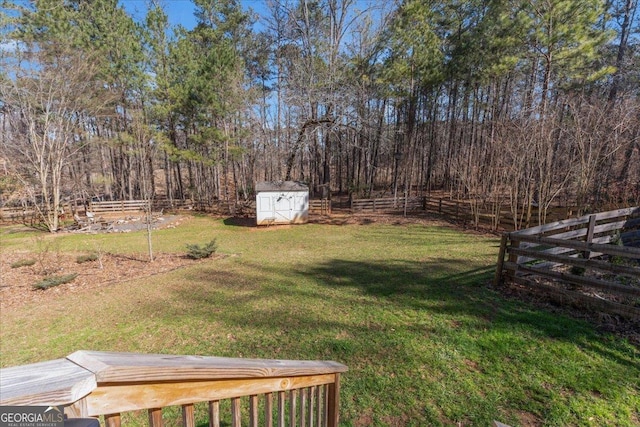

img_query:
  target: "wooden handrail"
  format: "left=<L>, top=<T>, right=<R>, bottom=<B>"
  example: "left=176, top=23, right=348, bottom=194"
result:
left=0, top=351, right=348, bottom=427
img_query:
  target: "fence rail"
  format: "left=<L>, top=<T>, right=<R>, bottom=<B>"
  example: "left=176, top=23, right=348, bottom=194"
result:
left=0, top=351, right=347, bottom=427
left=88, top=199, right=196, bottom=213
left=4, top=194, right=628, bottom=232
left=0, top=207, right=37, bottom=222
left=310, top=199, right=331, bottom=215
left=347, top=195, right=577, bottom=230
left=350, top=196, right=424, bottom=212
left=88, top=200, right=149, bottom=213
left=495, top=207, right=640, bottom=319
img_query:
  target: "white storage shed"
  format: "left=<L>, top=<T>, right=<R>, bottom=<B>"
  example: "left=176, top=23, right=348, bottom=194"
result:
left=255, top=181, right=309, bottom=226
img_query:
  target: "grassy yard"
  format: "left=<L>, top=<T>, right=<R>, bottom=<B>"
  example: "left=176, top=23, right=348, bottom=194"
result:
left=1, top=215, right=638, bottom=426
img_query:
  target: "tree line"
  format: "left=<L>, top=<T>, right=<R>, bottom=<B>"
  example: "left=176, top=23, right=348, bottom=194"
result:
left=1, top=0, right=638, bottom=232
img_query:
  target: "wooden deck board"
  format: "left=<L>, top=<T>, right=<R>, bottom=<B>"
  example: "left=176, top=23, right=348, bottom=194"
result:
left=67, top=351, right=347, bottom=384
left=0, top=358, right=96, bottom=406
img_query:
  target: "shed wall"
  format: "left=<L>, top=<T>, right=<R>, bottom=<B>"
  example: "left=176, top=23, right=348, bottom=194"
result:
left=256, top=190, right=309, bottom=225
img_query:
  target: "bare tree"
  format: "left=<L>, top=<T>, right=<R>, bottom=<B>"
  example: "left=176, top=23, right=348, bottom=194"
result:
left=0, top=48, right=110, bottom=232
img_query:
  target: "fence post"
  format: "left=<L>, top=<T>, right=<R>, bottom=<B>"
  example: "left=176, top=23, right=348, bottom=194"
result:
left=583, top=214, right=597, bottom=260
left=495, top=233, right=509, bottom=286
left=506, top=234, right=521, bottom=281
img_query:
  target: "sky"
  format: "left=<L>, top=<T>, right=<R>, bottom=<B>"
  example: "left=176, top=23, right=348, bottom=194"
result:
left=1, top=1, right=269, bottom=31
left=118, top=0, right=384, bottom=33
left=119, top=0, right=272, bottom=31
left=1, top=0, right=386, bottom=57
left=1, top=0, right=384, bottom=39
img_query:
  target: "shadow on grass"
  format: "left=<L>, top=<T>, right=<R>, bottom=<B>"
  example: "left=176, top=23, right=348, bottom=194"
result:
left=147, top=255, right=639, bottom=426
left=222, top=217, right=256, bottom=227
left=303, top=258, right=638, bottom=366
left=160, top=256, right=638, bottom=371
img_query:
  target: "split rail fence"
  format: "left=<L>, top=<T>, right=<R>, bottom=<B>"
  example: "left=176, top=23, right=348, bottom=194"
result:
left=3, top=194, right=631, bottom=232
left=88, top=200, right=196, bottom=214
left=348, top=195, right=579, bottom=230
left=350, top=196, right=425, bottom=213
left=88, top=199, right=333, bottom=216
left=495, top=207, right=640, bottom=319
left=0, top=200, right=193, bottom=222
left=0, top=350, right=348, bottom=427
left=0, top=207, right=37, bottom=223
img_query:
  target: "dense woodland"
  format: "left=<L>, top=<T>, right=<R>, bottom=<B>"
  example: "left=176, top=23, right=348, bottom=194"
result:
left=1, top=0, right=639, bottom=232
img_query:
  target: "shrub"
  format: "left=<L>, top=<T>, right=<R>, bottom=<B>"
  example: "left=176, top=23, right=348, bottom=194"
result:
left=11, top=258, right=36, bottom=268
left=186, top=239, right=217, bottom=259
left=76, top=253, right=98, bottom=264
left=570, top=265, right=586, bottom=276
left=33, top=273, right=78, bottom=290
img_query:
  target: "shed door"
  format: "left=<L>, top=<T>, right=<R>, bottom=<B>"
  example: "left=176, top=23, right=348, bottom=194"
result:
left=274, top=193, right=294, bottom=221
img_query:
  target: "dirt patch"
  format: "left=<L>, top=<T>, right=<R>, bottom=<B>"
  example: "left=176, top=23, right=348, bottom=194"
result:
left=0, top=251, right=203, bottom=310
left=64, top=214, right=184, bottom=233
left=516, top=410, right=542, bottom=427
left=222, top=211, right=479, bottom=232
left=498, top=280, right=640, bottom=346
left=1, top=215, right=203, bottom=310
left=309, top=212, right=500, bottom=237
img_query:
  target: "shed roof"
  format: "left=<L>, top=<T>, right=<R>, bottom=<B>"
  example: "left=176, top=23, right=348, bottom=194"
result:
left=256, top=181, right=308, bottom=192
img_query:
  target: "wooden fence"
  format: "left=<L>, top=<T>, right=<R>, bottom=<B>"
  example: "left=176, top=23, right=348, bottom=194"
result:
left=91, top=199, right=333, bottom=215
left=1, top=194, right=619, bottom=232
left=310, top=199, right=331, bottom=215
left=88, top=200, right=149, bottom=214
left=347, top=195, right=576, bottom=230
left=88, top=199, right=196, bottom=214
left=350, top=196, right=424, bottom=213
left=1, top=199, right=332, bottom=223
left=0, top=350, right=348, bottom=427
left=495, top=207, right=640, bottom=319
left=0, top=207, right=37, bottom=223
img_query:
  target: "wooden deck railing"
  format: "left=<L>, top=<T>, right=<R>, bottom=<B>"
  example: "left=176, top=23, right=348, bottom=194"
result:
left=495, top=207, right=640, bottom=319
left=0, top=351, right=348, bottom=427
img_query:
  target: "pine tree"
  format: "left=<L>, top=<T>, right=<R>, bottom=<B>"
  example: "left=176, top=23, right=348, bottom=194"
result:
left=515, top=0, right=614, bottom=115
